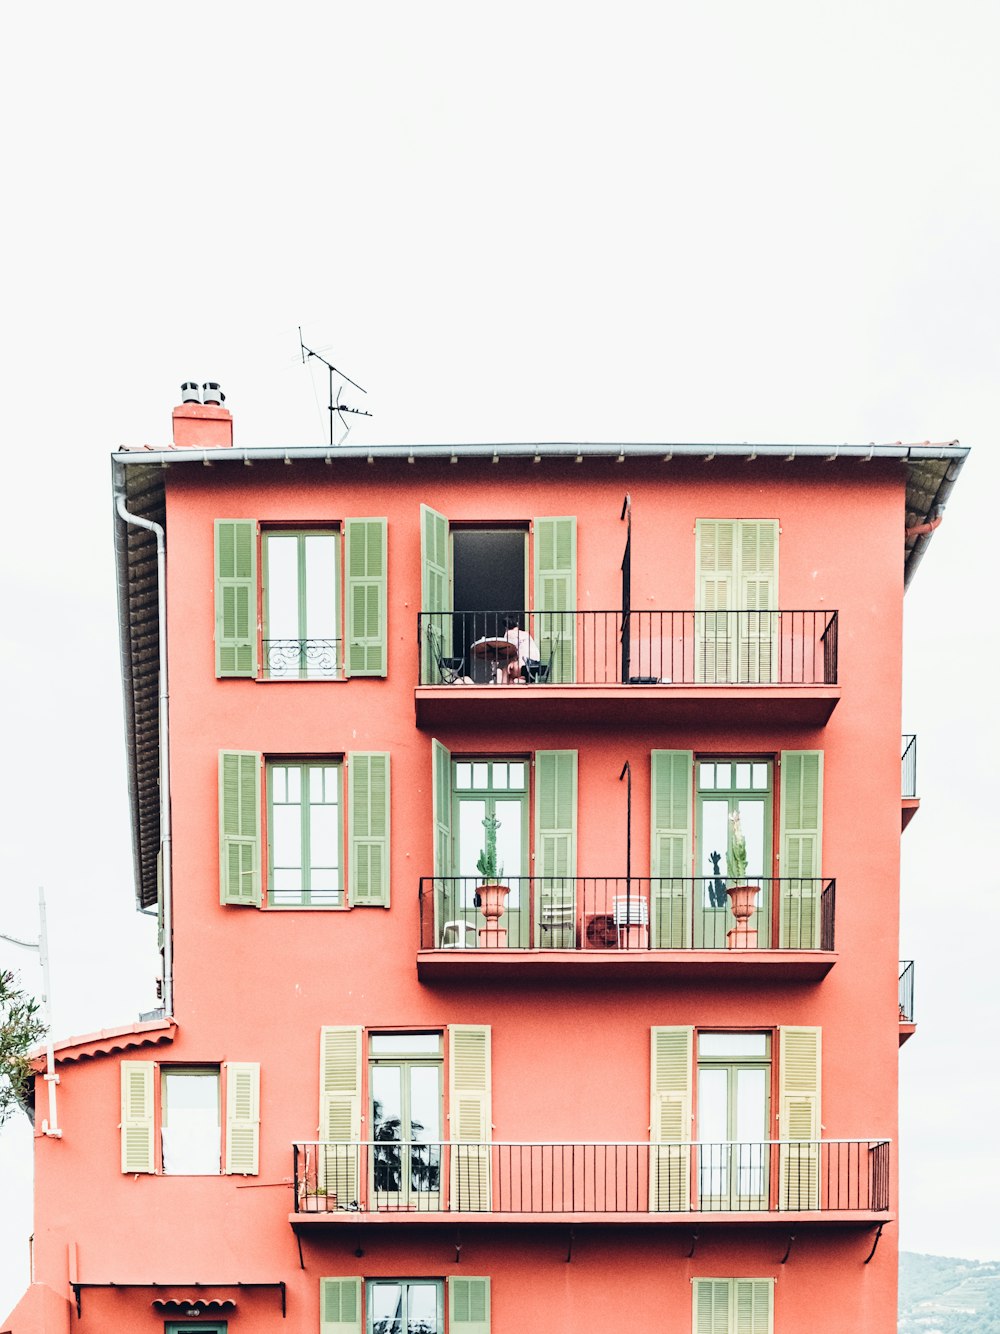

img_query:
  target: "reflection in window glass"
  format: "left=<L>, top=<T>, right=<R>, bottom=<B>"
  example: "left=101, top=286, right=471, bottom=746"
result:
left=368, top=1280, right=442, bottom=1334
left=698, top=1033, right=769, bottom=1058
left=369, top=1034, right=442, bottom=1056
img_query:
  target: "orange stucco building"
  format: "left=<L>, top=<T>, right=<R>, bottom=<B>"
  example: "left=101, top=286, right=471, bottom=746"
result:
left=3, top=391, right=967, bottom=1333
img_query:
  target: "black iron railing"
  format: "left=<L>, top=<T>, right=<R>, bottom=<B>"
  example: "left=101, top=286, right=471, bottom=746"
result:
left=418, top=876, right=835, bottom=951
left=262, top=637, right=341, bottom=679
left=899, top=961, right=915, bottom=1022
left=418, top=610, right=838, bottom=687
left=901, top=734, right=917, bottom=799
left=293, top=1139, right=888, bottom=1215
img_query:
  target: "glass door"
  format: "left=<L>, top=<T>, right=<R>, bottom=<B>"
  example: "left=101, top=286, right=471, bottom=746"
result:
left=695, top=760, right=772, bottom=947
left=697, top=1033, right=770, bottom=1209
left=452, top=759, right=529, bottom=946
left=369, top=1034, right=442, bottom=1209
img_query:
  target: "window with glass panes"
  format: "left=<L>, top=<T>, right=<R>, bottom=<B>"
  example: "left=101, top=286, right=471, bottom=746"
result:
left=262, top=529, right=340, bottom=679
left=267, top=761, right=342, bottom=906
left=452, top=759, right=528, bottom=904
left=161, top=1068, right=221, bottom=1176
left=695, top=758, right=772, bottom=947
left=369, top=1034, right=442, bottom=1205
left=696, top=1033, right=771, bottom=1208
left=367, top=1279, right=443, bottom=1334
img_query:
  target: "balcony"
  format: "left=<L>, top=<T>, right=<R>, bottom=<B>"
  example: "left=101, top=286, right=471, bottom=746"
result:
left=901, top=734, right=919, bottom=830
left=415, top=610, right=840, bottom=727
left=417, top=876, right=836, bottom=982
left=899, top=960, right=916, bottom=1045
left=291, top=1139, right=889, bottom=1229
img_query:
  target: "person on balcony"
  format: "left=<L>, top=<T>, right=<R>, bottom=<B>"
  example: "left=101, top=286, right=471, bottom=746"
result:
left=500, top=614, right=540, bottom=683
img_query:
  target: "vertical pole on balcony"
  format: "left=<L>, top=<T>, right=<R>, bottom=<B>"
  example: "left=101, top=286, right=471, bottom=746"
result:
left=620, top=494, right=631, bottom=683
left=619, top=761, right=632, bottom=942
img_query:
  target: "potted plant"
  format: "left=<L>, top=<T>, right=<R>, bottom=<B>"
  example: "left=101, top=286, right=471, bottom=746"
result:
left=725, top=811, right=758, bottom=949
left=476, top=814, right=510, bottom=946
left=298, top=1182, right=334, bottom=1213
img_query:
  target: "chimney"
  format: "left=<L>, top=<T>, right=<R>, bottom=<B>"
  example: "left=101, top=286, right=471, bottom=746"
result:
left=171, top=381, right=234, bottom=448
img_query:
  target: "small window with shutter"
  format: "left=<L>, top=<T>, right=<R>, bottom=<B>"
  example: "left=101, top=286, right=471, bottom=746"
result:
left=692, top=1276, right=774, bottom=1333
left=121, top=1061, right=259, bottom=1177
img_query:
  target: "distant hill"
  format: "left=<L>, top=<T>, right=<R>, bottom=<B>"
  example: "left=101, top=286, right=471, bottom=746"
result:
left=900, top=1252, right=1000, bottom=1332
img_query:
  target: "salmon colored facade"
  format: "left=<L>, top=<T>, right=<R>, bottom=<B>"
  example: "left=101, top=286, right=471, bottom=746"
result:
left=4, top=396, right=967, bottom=1333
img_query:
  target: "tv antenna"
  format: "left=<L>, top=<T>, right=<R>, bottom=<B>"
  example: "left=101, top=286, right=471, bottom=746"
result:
left=298, top=328, right=372, bottom=446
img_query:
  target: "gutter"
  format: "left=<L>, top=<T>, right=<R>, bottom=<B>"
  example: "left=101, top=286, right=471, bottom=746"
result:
left=113, top=461, right=173, bottom=1016
left=112, top=439, right=969, bottom=467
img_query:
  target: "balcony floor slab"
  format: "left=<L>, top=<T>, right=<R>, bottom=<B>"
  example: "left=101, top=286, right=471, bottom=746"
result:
left=417, top=948, right=837, bottom=984
left=415, top=684, right=841, bottom=730
left=291, top=1208, right=889, bottom=1230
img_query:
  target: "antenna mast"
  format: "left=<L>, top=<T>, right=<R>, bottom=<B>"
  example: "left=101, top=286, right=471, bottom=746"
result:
left=298, top=328, right=372, bottom=446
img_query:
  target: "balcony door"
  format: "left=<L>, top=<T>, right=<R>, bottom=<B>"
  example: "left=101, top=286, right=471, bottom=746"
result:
left=695, top=759, right=772, bottom=947
left=369, top=1033, right=442, bottom=1209
left=452, top=759, right=529, bottom=947
left=697, top=1032, right=770, bottom=1210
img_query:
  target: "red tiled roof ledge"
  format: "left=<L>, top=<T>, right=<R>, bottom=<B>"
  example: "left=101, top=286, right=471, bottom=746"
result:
left=30, top=1017, right=177, bottom=1069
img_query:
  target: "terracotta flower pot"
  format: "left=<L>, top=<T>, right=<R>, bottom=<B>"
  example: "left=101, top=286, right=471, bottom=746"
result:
left=726, top=884, right=758, bottom=949
left=478, top=880, right=510, bottom=947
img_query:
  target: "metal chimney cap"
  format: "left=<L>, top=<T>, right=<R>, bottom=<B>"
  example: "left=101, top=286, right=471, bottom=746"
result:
left=201, top=382, right=225, bottom=405
left=180, top=382, right=201, bottom=404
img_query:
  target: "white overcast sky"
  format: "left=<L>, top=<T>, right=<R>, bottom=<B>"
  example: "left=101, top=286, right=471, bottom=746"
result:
left=1, top=1, right=998, bottom=1315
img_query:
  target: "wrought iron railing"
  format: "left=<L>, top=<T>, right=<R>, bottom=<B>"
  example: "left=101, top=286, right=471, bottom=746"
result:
left=418, top=876, right=835, bottom=951
left=901, top=734, right=917, bottom=799
left=899, top=960, right=915, bottom=1023
left=417, top=610, right=838, bottom=687
left=293, top=1139, right=889, bottom=1215
left=262, top=638, right=341, bottom=679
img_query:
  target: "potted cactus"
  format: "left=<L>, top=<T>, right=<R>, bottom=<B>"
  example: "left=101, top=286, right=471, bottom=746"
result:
left=476, top=815, right=510, bottom=946
left=725, top=811, right=758, bottom=949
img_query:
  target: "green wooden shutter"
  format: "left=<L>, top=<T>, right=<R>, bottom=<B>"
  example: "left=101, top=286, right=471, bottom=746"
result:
left=738, top=521, right=778, bottom=683
left=224, top=1062, right=260, bottom=1175
left=449, top=1277, right=491, bottom=1334
left=534, top=516, right=576, bottom=683
left=734, top=1279, right=774, bottom=1334
left=344, top=517, right=387, bottom=677
left=695, top=520, right=735, bottom=682
left=219, top=751, right=261, bottom=907
left=650, top=751, right=693, bottom=948
left=778, top=1025, right=821, bottom=1209
left=120, top=1061, right=155, bottom=1173
left=779, top=750, right=823, bottom=947
left=534, top=750, right=577, bottom=947
left=348, top=752, right=390, bottom=907
left=692, top=1279, right=732, bottom=1334
left=650, top=1027, right=692, bottom=1211
left=432, top=739, right=452, bottom=945
left=421, top=504, right=450, bottom=683
left=215, top=519, right=257, bottom=678
left=319, top=1277, right=362, bottom=1334
left=449, top=1025, right=491, bottom=1211
left=319, top=1027, right=362, bottom=1206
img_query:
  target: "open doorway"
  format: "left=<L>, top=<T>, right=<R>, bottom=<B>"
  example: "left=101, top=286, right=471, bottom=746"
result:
left=451, top=527, right=527, bottom=668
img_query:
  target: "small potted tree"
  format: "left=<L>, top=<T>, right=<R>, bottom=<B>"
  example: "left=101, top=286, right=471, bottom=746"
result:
left=725, top=811, right=758, bottom=949
left=476, top=815, right=510, bottom=947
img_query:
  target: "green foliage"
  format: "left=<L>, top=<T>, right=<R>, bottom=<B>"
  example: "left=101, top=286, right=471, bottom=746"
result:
left=728, top=810, right=749, bottom=881
left=0, top=969, right=45, bottom=1126
left=476, top=814, right=503, bottom=880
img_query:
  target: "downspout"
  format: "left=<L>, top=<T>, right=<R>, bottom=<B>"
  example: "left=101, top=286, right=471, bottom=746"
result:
left=113, top=464, right=173, bottom=1017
